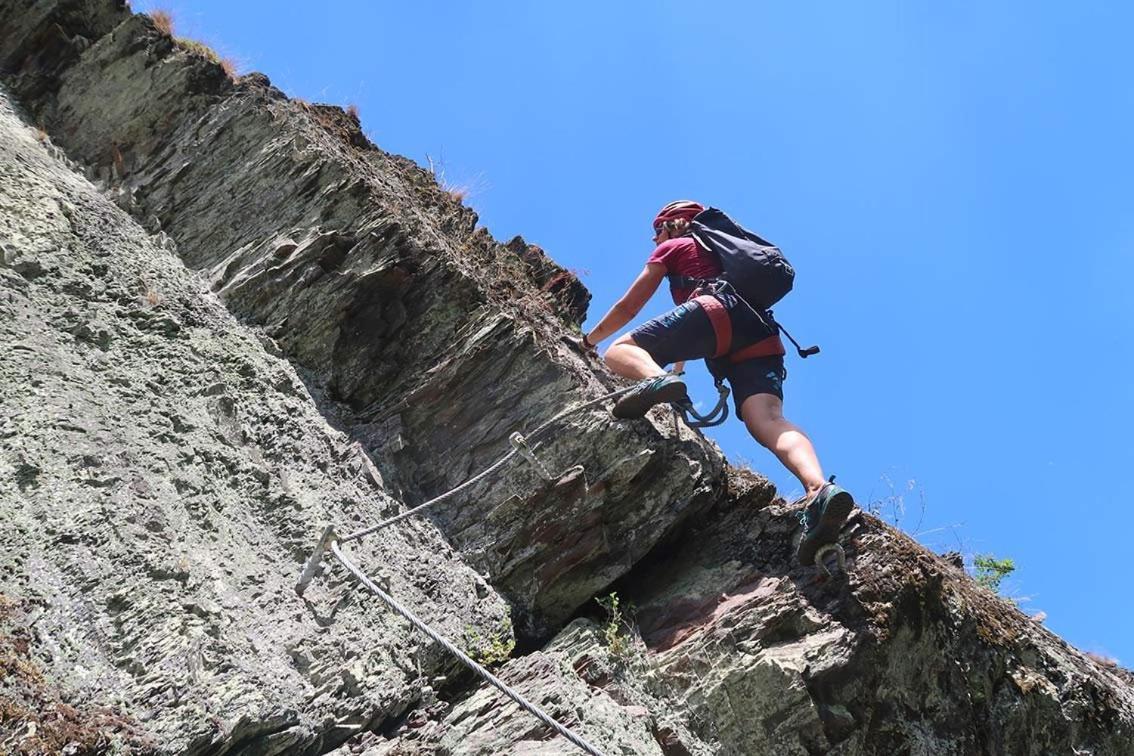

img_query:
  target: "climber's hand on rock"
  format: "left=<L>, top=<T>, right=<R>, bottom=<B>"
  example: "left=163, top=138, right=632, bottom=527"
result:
left=565, top=334, right=598, bottom=358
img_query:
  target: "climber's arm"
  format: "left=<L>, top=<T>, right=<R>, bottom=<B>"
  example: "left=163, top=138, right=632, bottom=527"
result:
left=583, top=264, right=665, bottom=347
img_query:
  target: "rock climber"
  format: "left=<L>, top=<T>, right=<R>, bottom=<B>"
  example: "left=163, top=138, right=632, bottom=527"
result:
left=577, top=200, right=854, bottom=566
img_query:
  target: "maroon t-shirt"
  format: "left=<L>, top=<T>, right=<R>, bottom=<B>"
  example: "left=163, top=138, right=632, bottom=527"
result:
left=647, top=237, right=722, bottom=304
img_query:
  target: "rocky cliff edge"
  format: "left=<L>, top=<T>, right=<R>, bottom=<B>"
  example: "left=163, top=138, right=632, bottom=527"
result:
left=1, top=2, right=1132, bottom=754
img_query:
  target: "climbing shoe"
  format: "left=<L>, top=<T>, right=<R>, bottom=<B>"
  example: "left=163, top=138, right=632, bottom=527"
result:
left=612, top=375, right=689, bottom=419
left=796, top=483, right=855, bottom=566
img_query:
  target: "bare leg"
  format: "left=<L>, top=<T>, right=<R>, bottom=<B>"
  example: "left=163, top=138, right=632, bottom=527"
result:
left=603, top=334, right=668, bottom=381
left=740, top=393, right=826, bottom=496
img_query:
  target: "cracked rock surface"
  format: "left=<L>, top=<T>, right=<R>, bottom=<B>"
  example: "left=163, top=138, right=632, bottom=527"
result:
left=365, top=471, right=1134, bottom=755
left=0, top=0, right=721, bottom=642
left=2, top=2, right=1133, bottom=755
left=0, top=85, right=509, bottom=755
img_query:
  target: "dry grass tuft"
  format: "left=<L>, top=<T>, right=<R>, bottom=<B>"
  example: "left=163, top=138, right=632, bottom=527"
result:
left=346, top=103, right=360, bottom=120
left=1087, top=651, right=1119, bottom=669
left=426, top=153, right=486, bottom=206
left=0, top=595, right=153, bottom=753
left=149, top=9, right=173, bottom=36
left=174, top=38, right=237, bottom=81
left=149, top=7, right=237, bottom=81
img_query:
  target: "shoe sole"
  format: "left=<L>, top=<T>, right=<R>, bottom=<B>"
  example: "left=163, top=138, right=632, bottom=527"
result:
left=797, top=491, right=854, bottom=566
left=612, top=381, right=690, bottom=419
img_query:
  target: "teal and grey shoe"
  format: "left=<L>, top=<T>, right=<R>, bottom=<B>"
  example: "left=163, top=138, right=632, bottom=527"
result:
left=612, top=375, right=689, bottom=419
left=797, top=483, right=855, bottom=566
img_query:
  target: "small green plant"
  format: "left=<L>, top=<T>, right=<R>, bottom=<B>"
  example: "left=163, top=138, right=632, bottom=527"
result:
left=595, top=592, right=630, bottom=657
left=973, top=554, right=1016, bottom=594
left=463, top=622, right=516, bottom=667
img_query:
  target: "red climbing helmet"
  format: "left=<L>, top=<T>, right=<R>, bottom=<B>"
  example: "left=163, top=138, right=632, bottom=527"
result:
left=653, top=200, right=705, bottom=232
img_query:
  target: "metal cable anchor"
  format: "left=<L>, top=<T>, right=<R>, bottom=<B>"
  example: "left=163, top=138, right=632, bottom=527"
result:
left=509, top=432, right=553, bottom=481
left=815, top=543, right=847, bottom=577
left=295, top=523, right=337, bottom=596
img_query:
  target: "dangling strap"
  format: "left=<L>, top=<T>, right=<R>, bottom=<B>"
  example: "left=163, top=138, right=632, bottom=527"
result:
left=775, top=318, right=820, bottom=358
left=687, top=281, right=820, bottom=361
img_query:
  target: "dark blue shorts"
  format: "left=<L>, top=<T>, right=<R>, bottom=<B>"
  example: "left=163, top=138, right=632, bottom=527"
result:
left=629, top=293, right=786, bottom=413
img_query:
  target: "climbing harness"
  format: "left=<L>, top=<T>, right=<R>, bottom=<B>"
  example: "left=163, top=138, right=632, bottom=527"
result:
left=296, top=383, right=658, bottom=756
left=682, top=279, right=819, bottom=362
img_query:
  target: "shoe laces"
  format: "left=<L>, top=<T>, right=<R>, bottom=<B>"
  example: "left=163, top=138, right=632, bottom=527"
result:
left=799, top=489, right=824, bottom=530
left=799, top=500, right=816, bottom=530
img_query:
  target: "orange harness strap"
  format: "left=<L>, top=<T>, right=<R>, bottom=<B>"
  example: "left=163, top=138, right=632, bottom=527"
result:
left=728, top=334, right=786, bottom=363
left=692, top=295, right=732, bottom=357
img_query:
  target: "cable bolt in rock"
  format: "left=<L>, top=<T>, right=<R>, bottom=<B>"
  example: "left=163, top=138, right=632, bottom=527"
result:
left=294, top=525, right=607, bottom=755
left=815, top=543, right=846, bottom=577
left=293, top=385, right=658, bottom=754
left=509, top=432, right=552, bottom=481
left=334, top=382, right=642, bottom=545
left=295, top=523, right=337, bottom=595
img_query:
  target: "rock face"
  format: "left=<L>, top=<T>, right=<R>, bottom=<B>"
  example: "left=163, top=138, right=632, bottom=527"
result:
left=0, top=82, right=510, bottom=755
left=1, top=2, right=1132, bottom=755
left=0, top=0, right=720, bottom=642
left=619, top=472, right=1134, bottom=755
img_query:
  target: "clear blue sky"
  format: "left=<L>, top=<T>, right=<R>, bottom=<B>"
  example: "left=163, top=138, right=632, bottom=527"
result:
left=136, top=1, right=1134, bottom=663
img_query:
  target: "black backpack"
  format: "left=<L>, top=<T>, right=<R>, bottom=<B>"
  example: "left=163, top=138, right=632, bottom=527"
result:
left=670, top=207, right=818, bottom=358
left=687, top=207, right=795, bottom=308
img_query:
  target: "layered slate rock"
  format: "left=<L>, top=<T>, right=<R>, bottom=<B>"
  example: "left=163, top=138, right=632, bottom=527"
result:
left=347, top=619, right=714, bottom=756
left=0, top=85, right=511, bottom=755
left=402, top=470, right=1134, bottom=755
left=3, top=2, right=1134, bottom=755
left=628, top=481, right=1134, bottom=754
left=0, top=0, right=722, bottom=639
